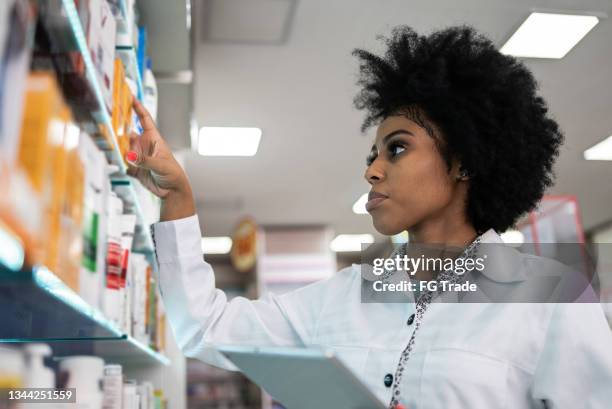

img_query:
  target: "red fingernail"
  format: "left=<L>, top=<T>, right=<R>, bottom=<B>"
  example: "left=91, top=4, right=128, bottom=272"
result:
left=126, top=151, right=138, bottom=163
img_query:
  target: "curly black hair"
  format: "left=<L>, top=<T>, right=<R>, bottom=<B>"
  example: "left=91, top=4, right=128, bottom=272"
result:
left=353, top=25, right=564, bottom=233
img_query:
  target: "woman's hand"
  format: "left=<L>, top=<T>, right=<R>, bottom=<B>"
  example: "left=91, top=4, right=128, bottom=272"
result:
left=126, top=97, right=196, bottom=222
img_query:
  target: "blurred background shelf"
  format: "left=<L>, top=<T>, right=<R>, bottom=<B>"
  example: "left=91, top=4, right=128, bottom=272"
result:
left=0, top=262, right=168, bottom=366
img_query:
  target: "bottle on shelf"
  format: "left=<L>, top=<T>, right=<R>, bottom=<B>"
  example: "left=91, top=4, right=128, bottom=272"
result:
left=23, top=343, right=55, bottom=388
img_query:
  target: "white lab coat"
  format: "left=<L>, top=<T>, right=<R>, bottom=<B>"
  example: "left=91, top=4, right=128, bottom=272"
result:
left=152, top=215, right=612, bottom=409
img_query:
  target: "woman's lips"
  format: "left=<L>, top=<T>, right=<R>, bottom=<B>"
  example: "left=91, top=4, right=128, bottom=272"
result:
left=366, top=192, right=388, bottom=212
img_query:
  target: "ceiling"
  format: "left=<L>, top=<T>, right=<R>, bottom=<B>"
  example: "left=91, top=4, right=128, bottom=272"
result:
left=181, top=0, right=612, bottom=239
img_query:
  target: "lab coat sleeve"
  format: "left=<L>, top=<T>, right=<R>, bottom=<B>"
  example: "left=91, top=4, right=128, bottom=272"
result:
left=530, top=301, right=612, bottom=409
left=151, top=214, right=335, bottom=368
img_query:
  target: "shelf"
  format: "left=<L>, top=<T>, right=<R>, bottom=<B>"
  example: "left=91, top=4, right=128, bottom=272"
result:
left=0, top=263, right=168, bottom=366
left=49, top=335, right=170, bottom=366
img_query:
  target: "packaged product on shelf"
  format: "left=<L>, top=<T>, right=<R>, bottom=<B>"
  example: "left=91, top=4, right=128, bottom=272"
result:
left=137, top=382, right=155, bottom=409
left=153, top=389, right=166, bottom=409
left=0, top=345, right=24, bottom=388
left=112, top=58, right=126, bottom=137
left=123, top=381, right=139, bottom=409
left=57, top=120, right=85, bottom=292
left=87, top=0, right=116, bottom=112
left=111, top=56, right=132, bottom=163
left=143, top=58, right=158, bottom=123
left=102, top=364, right=123, bottom=409
left=131, top=178, right=160, bottom=243
left=130, top=253, right=149, bottom=344
left=108, top=0, right=138, bottom=48
left=58, top=356, right=105, bottom=409
left=136, top=27, right=147, bottom=82
left=103, top=191, right=124, bottom=327
left=120, top=214, right=137, bottom=334
left=78, top=132, right=109, bottom=309
left=0, top=0, right=35, bottom=168
left=23, top=344, right=54, bottom=388
left=156, top=294, right=166, bottom=353
left=16, top=72, right=71, bottom=273
left=145, top=274, right=157, bottom=349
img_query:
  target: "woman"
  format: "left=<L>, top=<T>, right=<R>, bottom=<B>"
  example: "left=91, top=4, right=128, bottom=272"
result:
left=127, top=26, right=612, bottom=408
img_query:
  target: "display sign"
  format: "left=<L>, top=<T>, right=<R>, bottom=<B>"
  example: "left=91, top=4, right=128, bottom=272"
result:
left=230, top=217, right=258, bottom=273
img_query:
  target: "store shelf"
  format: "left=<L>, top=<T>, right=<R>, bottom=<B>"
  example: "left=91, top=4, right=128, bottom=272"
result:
left=0, top=263, right=168, bottom=366
left=49, top=335, right=170, bottom=366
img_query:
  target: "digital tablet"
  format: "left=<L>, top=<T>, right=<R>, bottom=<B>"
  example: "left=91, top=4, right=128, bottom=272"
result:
left=217, top=345, right=387, bottom=409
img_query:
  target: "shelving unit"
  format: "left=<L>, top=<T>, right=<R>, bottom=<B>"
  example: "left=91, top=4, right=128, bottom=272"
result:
left=0, top=263, right=169, bottom=366
left=0, top=0, right=168, bottom=369
left=1, top=0, right=188, bottom=407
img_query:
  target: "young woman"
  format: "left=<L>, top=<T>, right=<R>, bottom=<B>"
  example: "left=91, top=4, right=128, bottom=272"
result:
left=127, top=26, right=612, bottom=408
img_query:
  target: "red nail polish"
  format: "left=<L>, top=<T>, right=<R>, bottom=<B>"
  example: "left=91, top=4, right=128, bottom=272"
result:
left=126, top=151, right=138, bottom=163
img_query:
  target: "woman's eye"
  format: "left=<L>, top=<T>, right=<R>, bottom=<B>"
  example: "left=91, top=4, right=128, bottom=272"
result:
left=389, top=143, right=406, bottom=157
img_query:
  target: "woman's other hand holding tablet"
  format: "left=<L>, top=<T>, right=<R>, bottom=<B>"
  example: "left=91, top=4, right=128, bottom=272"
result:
left=126, top=97, right=196, bottom=221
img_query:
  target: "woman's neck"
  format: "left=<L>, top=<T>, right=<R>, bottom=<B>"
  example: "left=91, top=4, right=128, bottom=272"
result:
left=408, top=216, right=477, bottom=247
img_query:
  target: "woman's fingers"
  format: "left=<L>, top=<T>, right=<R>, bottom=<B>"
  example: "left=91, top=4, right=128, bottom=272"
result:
left=132, top=96, right=157, bottom=132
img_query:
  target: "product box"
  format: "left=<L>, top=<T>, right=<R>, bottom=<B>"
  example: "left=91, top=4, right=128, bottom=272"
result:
left=103, top=192, right=124, bottom=327
left=78, top=132, right=109, bottom=309
left=16, top=72, right=66, bottom=267
left=112, top=58, right=124, bottom=134
left=47, top=107, right=82, bottom=291
left=87, top=0, right=116, bottom=112
left=130, top=253, right=149, bottom=344
left=119, top=214, right=136, bottom=334
left=58, top=144, right=85, bottom=293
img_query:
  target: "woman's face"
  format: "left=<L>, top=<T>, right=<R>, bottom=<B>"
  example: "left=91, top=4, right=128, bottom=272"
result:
left=364, top=115, right=463, bottom=236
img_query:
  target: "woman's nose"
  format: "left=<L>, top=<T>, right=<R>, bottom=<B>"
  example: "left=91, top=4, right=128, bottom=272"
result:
left=364, top=161, right=385, bottom=184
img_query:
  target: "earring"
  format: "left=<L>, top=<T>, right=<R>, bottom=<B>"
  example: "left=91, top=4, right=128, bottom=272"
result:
left=457, top=167, right=469, bottom=180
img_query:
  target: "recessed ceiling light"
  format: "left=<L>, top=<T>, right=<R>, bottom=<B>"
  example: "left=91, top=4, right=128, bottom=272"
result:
left=500, top=12, right=599, bottom=59
left=330, top=234, right=374, bottom=252
left=584, top=135, right=612, bottom=160
left=198, top=127, right=262, bottom=156
left=352, top=193, right=368, bottom=214
left=201, top=236, right=233, bottom=254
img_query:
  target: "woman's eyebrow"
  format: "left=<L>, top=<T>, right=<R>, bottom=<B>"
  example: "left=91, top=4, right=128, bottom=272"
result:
left=371, top=129, right=414, bottom=151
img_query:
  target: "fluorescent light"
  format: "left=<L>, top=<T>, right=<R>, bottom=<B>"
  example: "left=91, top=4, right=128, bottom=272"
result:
left=352, top=193, right=368, bottom=214
left=584, top=135, right=612, bottom=160
left=330, top=234, right=374, bottom=252
left=198, top=127, right=262, bottom=156
left=500, top=12, right=599, bottom=59
left=500, top=230, right=525, bottom=246
left=201, top=236, right=233, bottom=254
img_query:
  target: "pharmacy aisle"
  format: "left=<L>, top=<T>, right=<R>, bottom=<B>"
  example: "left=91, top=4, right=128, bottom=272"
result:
left=1, top=1, right=188, bottom=409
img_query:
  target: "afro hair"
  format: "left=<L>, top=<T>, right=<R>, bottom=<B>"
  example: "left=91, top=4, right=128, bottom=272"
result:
left=353, top=25, right=564, bottom=233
